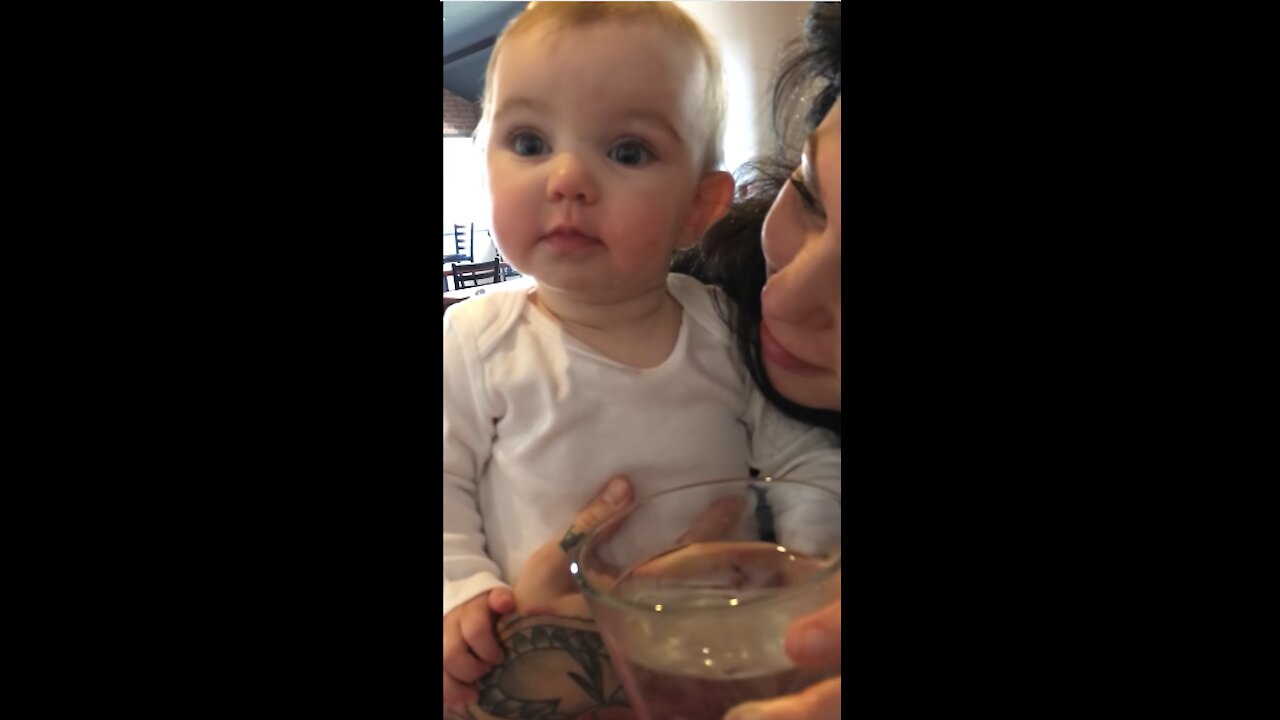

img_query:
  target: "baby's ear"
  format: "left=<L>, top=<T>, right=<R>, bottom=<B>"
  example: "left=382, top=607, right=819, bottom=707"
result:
left=678, top=170, right=735, bottom=250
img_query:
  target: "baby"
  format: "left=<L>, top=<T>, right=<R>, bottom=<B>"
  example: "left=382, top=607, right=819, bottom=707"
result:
left=442, top=2, right=840, bottom=708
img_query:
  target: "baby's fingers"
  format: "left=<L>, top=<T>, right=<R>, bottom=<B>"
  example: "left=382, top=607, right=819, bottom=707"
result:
left=443, top=625, right=490, bottom=683
left=443, top=670, right=479, bottom=708
left=460, top=603, right=504, bottom=665
left=487, top=587, right=515, bottom=615
left=443, top=647, right=489, bottom=683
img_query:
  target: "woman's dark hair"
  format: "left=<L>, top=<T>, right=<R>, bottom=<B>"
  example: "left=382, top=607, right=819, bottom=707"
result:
left=673, top=2, right=841, bottom=437
left=773, top=1, right=841, bottom=154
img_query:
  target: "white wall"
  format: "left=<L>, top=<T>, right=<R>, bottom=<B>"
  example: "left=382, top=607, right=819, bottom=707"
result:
left=675, top=1, right=809, bottom=174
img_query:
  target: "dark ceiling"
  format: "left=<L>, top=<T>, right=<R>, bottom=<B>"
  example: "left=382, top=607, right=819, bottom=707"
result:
left=442, top=1, right=526, bottom=103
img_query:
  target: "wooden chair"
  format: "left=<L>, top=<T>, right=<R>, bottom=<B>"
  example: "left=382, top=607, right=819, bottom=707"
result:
left=451, top=258, right=504, bottom=289
left=452, top=223, right=474, bottom=261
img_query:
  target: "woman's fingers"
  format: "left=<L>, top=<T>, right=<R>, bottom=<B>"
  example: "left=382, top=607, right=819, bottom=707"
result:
left=559, top=475, right=634, bottom=554
left=510, top=475, right=634, bottom=616
left=784, top=599, right=841, bottom=666
left=724, top=676, right=841, bottom=720
left=675, top=494, right=747, bottom=544
left=623, top=541, right=780, bottom=584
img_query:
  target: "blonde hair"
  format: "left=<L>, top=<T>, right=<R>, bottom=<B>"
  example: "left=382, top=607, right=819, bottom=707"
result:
left=476, top=1, right=727, bottom=173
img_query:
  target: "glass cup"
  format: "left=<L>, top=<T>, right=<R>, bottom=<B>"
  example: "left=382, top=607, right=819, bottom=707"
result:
left=570, top=477, right=841, bottom=720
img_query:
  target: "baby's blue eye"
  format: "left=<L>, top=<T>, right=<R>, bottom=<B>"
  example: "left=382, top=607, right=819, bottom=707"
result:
left=512, top=133, right=546, bottom=156
left=609, top=141, right=651, bottom=166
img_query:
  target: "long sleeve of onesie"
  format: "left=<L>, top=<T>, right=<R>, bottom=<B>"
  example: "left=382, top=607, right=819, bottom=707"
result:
left=442, top=313, right=508, bottom=617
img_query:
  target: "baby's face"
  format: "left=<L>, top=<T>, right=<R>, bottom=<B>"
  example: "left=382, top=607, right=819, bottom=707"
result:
left=484, top=21, right=712, bottom=302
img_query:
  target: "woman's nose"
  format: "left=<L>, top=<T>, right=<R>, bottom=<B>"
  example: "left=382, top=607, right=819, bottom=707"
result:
left=761, top=244, right=840, bottom=332
left=546, top=152, right=599, bottom=204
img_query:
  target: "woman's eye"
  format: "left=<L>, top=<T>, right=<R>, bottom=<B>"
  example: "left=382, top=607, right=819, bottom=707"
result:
left=511, top=132, right=547, bottom=157
left=789, top=174, right=826, bottom=219
left=608, top=141, right=651, bottom=166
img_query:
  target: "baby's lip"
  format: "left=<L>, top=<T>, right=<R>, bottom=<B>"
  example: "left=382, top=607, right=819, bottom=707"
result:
left=540, top=224, right=598, bottom=242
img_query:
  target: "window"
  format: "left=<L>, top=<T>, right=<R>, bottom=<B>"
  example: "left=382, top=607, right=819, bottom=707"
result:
left=442, top=138, right=496, bottom=261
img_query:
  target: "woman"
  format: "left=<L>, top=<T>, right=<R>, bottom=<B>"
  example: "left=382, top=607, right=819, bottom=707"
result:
left=682, top=8, right=841, bottom=715
left=672, top=0, right=841, bottom=440
left=446, top=3, right=841, bottom=718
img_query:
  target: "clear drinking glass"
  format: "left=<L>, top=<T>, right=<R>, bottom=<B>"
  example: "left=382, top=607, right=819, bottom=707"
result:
left=570, top=477, right=841, bottom=720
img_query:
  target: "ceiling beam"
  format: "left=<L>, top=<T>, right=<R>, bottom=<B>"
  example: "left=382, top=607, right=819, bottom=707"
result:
left=443, top=36, right=497, bottom=67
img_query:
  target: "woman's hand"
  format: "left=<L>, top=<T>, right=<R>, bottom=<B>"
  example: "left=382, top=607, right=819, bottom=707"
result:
left=725, top=600, right=841, bottom=719
left=447, top=477, right=638, bottom=719
left=508, top=475, right=634, bottom=618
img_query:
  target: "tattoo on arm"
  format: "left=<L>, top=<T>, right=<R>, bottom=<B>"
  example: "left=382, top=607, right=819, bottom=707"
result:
left=457, top=614, right=633, bottom=720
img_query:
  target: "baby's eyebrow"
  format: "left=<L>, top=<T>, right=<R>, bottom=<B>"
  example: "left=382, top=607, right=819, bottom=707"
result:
left=618, top=109, right=684, bottom=145
left=491, top=97, right=547, bottom=120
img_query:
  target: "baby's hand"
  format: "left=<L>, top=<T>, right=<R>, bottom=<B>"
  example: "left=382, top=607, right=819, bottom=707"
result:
left=442, top=588, right=515, bottom=708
